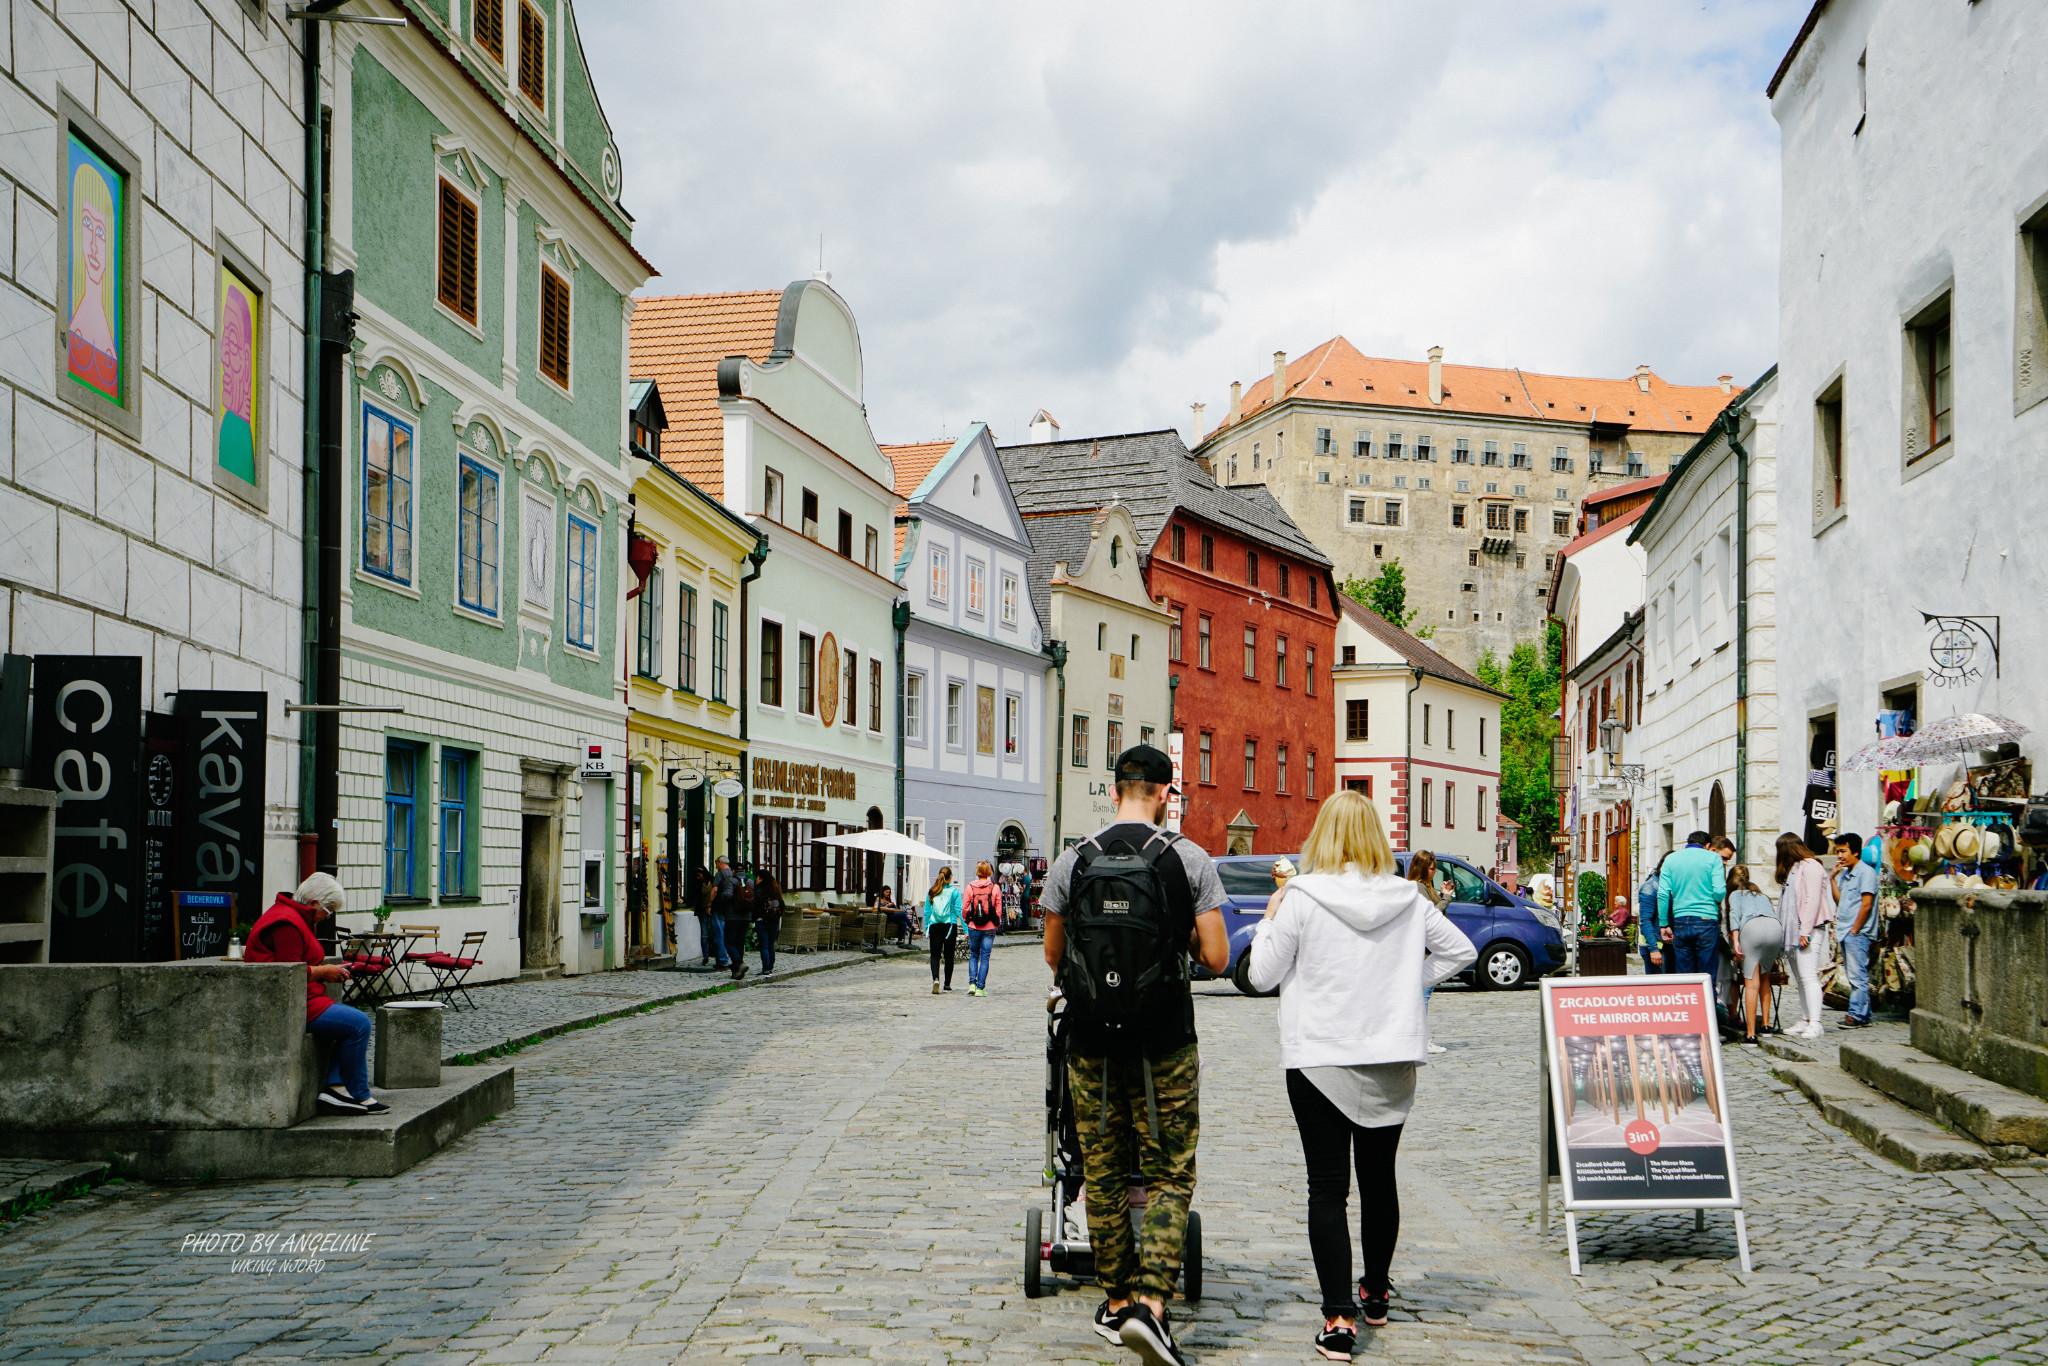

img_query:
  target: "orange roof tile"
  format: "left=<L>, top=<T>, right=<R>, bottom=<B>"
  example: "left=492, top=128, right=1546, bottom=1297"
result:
left=1201, top=336, right=1732, bottom=445
left=880, top=440, right=954, bottom=500
left=628, top=291, right=783, bottom=497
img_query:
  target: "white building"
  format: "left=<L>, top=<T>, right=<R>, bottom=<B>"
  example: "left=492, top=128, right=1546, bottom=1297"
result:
left=1631, top=372, right=1780, bottom=874
left=1771, top=2, right=2047, bottom=836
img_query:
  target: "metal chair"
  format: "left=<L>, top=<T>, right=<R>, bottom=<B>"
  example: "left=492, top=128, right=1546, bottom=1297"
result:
left=421, top=931, right=487, bottom=1010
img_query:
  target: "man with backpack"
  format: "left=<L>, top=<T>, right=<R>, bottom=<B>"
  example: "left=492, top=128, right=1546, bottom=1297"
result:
left=1041, top=745, right=1230, bottom=1366
left=961, top=861, right=1004, bottom=996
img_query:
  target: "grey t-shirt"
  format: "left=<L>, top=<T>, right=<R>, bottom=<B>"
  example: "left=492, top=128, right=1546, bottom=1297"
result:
left=1039, top=821, right=1228, bottom=921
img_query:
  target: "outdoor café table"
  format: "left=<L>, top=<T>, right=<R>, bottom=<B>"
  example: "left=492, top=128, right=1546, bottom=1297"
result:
left=338, top=930, right=418, bottom=1007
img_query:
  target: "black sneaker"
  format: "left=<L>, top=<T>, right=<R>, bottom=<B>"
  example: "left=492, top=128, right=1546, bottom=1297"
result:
left=317, top=1089, right=367, bottom=1114
left=1315, top=1320, right=1356, bottom=1360
left=1118, top=1302, right=1185, bottom=1366
left=1357, top=1282, right=1390, bottom=1327
left=731, top=963, right=749, bottom=981
left=360, top=1099, right=391, bottom=1115
left=1091, top=1299, right=1131, bottom=1345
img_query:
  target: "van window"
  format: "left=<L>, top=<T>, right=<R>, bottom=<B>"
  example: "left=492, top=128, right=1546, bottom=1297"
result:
left=1441, top=861, right=1488, bottom=904
left=1218, top=861, right=1284, bottom=898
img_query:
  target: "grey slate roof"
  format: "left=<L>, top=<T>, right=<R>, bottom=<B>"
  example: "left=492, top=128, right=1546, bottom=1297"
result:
left=996, top=429, right=1330, bottom=568
left=1015, top=510, right=1098, bottom=634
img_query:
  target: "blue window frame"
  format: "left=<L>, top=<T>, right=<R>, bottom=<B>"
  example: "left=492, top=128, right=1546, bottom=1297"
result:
left=458, top=456, right=500, bottom=614
left=440, top=749, right=471, bottom=896
left=565, top=511, right=598, bottom=650
left=384, top=742, right=419, bottom=898
left=362, top=405, right=414, bottom=584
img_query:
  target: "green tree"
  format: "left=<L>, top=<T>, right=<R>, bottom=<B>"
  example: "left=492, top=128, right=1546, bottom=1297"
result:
left=1342, top=559, right=1433, bottom=639
left=1578, top=871, right=1609, bottom=922
left=1478, top=619, right=1563, bottom=861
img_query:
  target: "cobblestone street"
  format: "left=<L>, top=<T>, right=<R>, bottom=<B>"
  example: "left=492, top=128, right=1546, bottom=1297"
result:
left=3, top=951, right=2045, bottom=1365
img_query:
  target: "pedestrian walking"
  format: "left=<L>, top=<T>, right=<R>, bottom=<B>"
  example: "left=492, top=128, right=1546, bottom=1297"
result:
left=1637, top=855, right=1669, bottom=973
left=1041, top=744, right=1229, bottom=1366
left=1725, top=865, right=1781, bottom=1044
left=753, top=870, right=784, bottom=976
left=1776, top=833, right=1833, bottom=1039
left=696, top=865, right=717, bottom=966
left=1657, top=832, right=1727, bottom=981
left=710, top=856, right=741, bottom=973
left=1246, top=790, right=1476, bottom=1359
left=924, top=865, right=963, bottom=994
left=1406, top=852, right=1454, bottom=1055
left=961, top=861, right=1003, bottom=996
left=1831, top=833, right=1880, bottom=1027
left=245, top=873, right=389, bottom=1116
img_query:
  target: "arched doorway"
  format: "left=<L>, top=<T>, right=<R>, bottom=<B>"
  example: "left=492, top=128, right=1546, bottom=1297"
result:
left=1707, top=782, right=1727, bottom=840
left=865, top=806, right=884, bottom=899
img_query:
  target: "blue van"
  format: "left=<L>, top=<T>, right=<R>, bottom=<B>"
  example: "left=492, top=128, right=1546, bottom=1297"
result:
left=1203, top=852, right=1565, bottom=993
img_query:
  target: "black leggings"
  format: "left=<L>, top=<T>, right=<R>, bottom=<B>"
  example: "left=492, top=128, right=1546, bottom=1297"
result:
left=1285, top=1069, right=1404, bottom=1317
left=928, top=923, right=957, bottom=987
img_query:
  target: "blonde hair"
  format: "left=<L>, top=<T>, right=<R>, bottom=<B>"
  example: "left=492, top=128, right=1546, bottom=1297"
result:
left=1297, top=789, right=1395, bottom=877
left=928, top=865, right=953, bottom=902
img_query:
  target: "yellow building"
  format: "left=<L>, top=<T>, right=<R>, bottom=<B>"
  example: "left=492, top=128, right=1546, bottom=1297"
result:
left=620, top=379, right=765, bottom=966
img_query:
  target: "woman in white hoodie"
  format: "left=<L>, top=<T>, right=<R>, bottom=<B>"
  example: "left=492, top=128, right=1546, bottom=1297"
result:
left=1247, top=790, right=1476, bottom=1359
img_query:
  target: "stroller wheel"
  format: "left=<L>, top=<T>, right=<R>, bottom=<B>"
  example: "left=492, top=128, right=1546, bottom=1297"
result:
left=1024, top=1206, right=1043, bottom=1298
left=1182, top=1210, right=1202, bottom=1301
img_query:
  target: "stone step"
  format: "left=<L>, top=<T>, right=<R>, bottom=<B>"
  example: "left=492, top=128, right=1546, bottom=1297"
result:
left=1840, top=1041, right=2048, bottom=1156
left=0, top=1159, right=111, bottom=1216
left=1768, top=1057, right=2002, bottom=1172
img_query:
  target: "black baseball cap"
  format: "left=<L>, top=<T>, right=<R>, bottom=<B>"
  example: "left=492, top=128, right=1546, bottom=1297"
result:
left=1114, top=744, right=1173, bottom=785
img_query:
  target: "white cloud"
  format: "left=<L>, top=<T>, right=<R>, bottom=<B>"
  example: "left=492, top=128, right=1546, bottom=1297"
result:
left=581, top=0, right=1804, bottom=446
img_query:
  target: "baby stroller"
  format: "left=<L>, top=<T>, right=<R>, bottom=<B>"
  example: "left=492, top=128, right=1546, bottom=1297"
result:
left=1023, top=989, right=1203, bottom=1300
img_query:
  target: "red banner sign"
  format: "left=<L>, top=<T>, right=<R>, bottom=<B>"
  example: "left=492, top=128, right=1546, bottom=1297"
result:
left=1548, top=983, right=1712, bottom=1037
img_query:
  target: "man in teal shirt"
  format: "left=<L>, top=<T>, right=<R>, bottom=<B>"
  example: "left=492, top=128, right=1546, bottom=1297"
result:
left=1657, top=831, right=1728, bottom=983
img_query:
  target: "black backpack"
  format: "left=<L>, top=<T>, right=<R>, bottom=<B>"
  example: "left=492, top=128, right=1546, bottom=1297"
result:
left=1060, top=826, right=1190, bottom=1056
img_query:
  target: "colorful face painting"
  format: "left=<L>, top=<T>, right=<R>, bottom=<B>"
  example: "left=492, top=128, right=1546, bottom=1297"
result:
left=216, top=267, right=260, bottom=484
left=66, top=133, right=122, bottom=405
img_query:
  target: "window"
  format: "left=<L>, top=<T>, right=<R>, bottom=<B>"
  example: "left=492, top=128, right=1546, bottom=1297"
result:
left=1513, top=508, right=1529, bottom=534
left=1554, top=487, right=1568, bottom=501
left=517, top=0, right=546, bottom=105
left=1588, top=450, right=1604, bottom=476
left=1422, top=704, right=1431, bottom=745
left=1200, top=533, right=1214, bottom=570
left=1552, top=447, right=1573, bottom=473
left=676, top=585, right=697, bottom=691
left=2018, top=206, right=2048, bottom=408
left=760, top=621, right=783, bottom=706
left=538, top=264, right=571, bottom=388
left=1306, top=645, right=1317, bottom=696
left=1451, top=504, right=1466, bottom=529
left=1554, top=511, right=1570, bottom=536
left=1097, top=623, right=1107, bottom=651
left=1140, top=726, right=1155, bottom=748
left=635, top=566, right=663, bottom=679
left=1446, top=709, right=1456, bottom=750
left=1342, top=644, right=1356, bottom=664
left=1252, top=442, right=1261, bottom=470
left=1626, top=451, right=1645, bottom=477
left=800, top=488, right=819, bottom=536
left=1478, top=787, right=1489, bottom=830
left=1346, top=698, right=1368, bottom=741
left=474, top=0, right=504, bottom=60
left=436, top=180, right=479, bottom=324
left=1511, top=442, right=1530, bottom=469
left=1277, top=744, right=1289, bottom=793
left=1444, top=781, right=1456, bottom=828
left=1468, top=549, right=1479, bottom=566
left=1415, top=434, right=1433, bottom=462
left=928, top=545, right=949, bottom=603
left=1420, top=778, right=1432, bottom=826
left=457, top=456, right=499, bottom=613
left=1243, top=624, right=1257, bottom=677
left=965, top=560, right=987, bottom=617
left=1386, top=432, right=1404, bottom=460
left=946, top=821, right=964, bottom=879
left=1071, top=714, right=1089, bottom=768
left=384, top=742, right=419, bottom=898
left=1486, top=503, right=1511, bottom=531
left=796, top=632, right=815, bottom=714
left=1005, top=694, right=1019, bottom=754
left=865, top=526, right=879, bottom=573
left=711, top=599, right=728, bottom=701
left=1462, top=582, right=1476, bottom=593
left=1275, top=635, right=1288, bottom=687
left=362, top=405, right=414, bottom=583
left=1306, top=751, right=1316, bottom=797
left=1815, top=378, right=1845, bottom=528
left=1105, top=720, right=1122, bottom=769
left=905, top=671, right=922, bottom=739
left=1417, top=478, right=1431, bottom=491
left=565, top=513, right=598, bottom=650
left=1171, top=523, right=1185, bottom=561
left=1349, top=498, right=1366, bottom=524
left=1481, top=440, right=1500, bottom=467
left=1243, top=738, right=1257, bottom=788
left=1198, top=614, right=1212, bottom=668
left=870, top=658, right=882, bottom=731
left=1354, top=431, right=1371, bottom=458
left=837, top=509, right=853, bottom=558
left=440, top=749, right=472, bottom=896
left=1001, top=572, right=1018, bottom=625
left=1905, top=294, right=1954, bottom=466
left=1479, top=716, right=1488, bottom=757
left=1198, top=731, right=1213, bottom=783
left=843, top=651, right=858, bottom=727
left=1130, top=633, right=1141, bottom=661
left=1383, top=501, right=1402, bottom=526
left=1170, top=607, right=1183, bottom=661
left=946, top=681, right=963, bottom=746
left=1247, top=551, right=1260, bottom=587
left=762, top=468, right=784, bottom=522
left=1309, top=576, right=1318, bottom=610
left=1316, top=426, right=1333, bottom=454
left=1453, top=437, right=1471, bottom=463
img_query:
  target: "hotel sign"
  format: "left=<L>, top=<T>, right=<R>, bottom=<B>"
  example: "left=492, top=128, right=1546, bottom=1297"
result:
left=752, top=756, right=858, bottom=812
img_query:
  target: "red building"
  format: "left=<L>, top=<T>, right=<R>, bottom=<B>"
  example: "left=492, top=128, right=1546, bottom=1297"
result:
left=1000, top=429, right=1337, bottom=855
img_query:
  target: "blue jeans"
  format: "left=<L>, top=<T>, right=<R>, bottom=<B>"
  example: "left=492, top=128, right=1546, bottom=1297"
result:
left=966, top=928, right=995, bottom=989
left=698, top=912, right=717, bottom=963
left=756, top=919, right=777, bottom=974
left=712, top=912, right=742, bottom=965
left=1640, top=938, right=1663, bottom=974
left=308, top=1003, right=373, bottom=1102
left=1842, top=930, right=1874, bottom=1018
left=1671, top=918, right=1719, bottom=983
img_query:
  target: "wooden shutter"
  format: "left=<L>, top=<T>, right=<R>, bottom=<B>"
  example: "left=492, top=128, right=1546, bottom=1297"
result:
left=475, top=0, right=504, bottom=61
left=539, top=265, right=570, bottom=387
left=518, top=2, right=546, bottom=105
left=437, top=181, right=478, bottom=324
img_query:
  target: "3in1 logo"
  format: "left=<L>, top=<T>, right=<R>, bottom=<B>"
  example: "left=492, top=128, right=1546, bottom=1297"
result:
left=1624, top=1119, right=1661, bottom=1155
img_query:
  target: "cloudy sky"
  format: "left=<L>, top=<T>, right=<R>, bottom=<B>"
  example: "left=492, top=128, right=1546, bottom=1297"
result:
left=581, top=1, right=1806, bottom=448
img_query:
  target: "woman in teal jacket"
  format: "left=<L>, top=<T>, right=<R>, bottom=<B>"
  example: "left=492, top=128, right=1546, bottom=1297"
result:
left=924, top=866, right=963, bottom=995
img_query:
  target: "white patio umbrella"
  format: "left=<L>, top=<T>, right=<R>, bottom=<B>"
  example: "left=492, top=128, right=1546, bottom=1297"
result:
left=1894, top=713, right=2031, bottom=764
left=813, top=828, right=957, bottom=861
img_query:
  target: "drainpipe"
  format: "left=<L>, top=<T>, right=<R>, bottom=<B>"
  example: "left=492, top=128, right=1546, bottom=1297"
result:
left=738, top=538, right=767, bottom=869
left=1726, top=404, right=1753, bottom=864
left=1403, top=667, right=1422, bottom=852
left=893, top=600, right=910, bottom=835
left=1048, top=641, right=1069, bottom=851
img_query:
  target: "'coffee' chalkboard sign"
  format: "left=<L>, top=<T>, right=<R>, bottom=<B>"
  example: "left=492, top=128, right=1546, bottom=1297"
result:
left=174, top=890, right=233, bottom=960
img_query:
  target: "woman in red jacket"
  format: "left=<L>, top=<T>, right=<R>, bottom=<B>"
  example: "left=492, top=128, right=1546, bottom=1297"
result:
left=245, top=873, right=387, bottom=1115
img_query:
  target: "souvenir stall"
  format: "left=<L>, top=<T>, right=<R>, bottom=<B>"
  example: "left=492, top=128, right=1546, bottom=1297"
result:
left=1843, top=713, right=2036, bottom=1016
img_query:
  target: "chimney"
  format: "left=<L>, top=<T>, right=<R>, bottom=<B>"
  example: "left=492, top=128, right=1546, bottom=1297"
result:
left=1272, top=351, right=1288, bottom=405
left=1427, top=346, right=1443, bottom=405
left=1634, top=364, right=1652, bottom=393
left=1028, top=409, right=1060, bottom=443
left=1229, top=380, right=1242, bottom=423
left=1190, top=402, right=1206, bottom=445
left=1717, top=373, right=1734, bottom=395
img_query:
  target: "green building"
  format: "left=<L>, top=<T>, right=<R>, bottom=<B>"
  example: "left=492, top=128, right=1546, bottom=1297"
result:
left=324, top=1, right=653, bottom=979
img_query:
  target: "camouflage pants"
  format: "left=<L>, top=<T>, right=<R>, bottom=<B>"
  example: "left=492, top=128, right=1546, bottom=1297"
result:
left=1068, top=1044, right=1199, bottom=1300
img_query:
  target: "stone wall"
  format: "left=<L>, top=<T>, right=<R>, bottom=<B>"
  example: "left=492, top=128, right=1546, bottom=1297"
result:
left=1908, top=887, right=2048, bottom=1102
